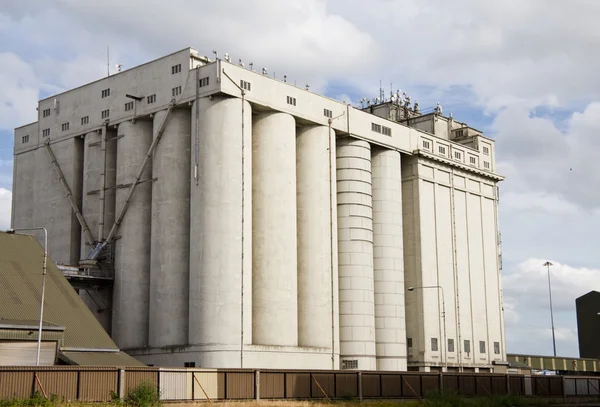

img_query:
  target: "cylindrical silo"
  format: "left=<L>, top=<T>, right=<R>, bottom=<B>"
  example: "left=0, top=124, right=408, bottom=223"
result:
left=149, top=108, right=191, bottom=347
left=371, top=147, right=407, bottom=371
left=252, top=112, right=298, bottom=347
left=296, top=125, right=332, bottom=349
left=189, top=96, right=253, bottom=353
left=112, top=119, right=153, bottom=349
left=336, top=136, right=376, bottom=370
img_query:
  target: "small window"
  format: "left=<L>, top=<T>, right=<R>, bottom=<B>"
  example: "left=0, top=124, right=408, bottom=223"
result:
left=61, top=122, right=69, bottom=132
left=455, top=129, right=464, bottom=138
left=431, top=338, right=438, bottom=352
left=324, top=108, right=333, bottom=118
left=199, top=77, right=210, bottom=88
left=454, top=151, right=462, bottom=160
left=341, top=360, right=358, bottom=369
left=42, top=108, right=51, bottom=118
left=422, top=140, right=430, bottom=150
left=147, top=94, right=156, bottom=104
left=469, top=156, right=476, bottom=165
left=464, top=340, right=471, bottom=353
left=494, top=342, right=500, bottom=355
left=382, top=126, right=392, bottom=136
left=172, top=86, right=182, bottom=97
left=483, top=146, right=490, bottom=155
left=81, top=116, right=89, bottom=125
left=101, top=109, right=110, bottom=119
left=183, top=361, right=195, bottom=368
left=42, top=128, right=50, bottom=137
left=22, top=135, right=29, bottom=144
left=101, top=88, right=110, bottom=98
left=407, top=338, right=413, bottom=348
left=484, top=161, right=490, bottom=169
left=479, top=341, right=486, bottom=353
left=371, top=123, right=382, bottom=133
left=438, top=145, right=446, bottom=155
left=172, top=64, right=182, bottom=75
left=240, top=80, right=251, bottom=91
left=287, top=96, right=297, bottom=106
left=448, top=338, right=455, bottom=353
left=125, top=101, right=134, bottom=111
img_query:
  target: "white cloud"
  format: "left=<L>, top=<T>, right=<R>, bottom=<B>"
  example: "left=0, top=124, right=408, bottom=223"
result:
left=0, top=52, right=39, bottom=130
left=0, top=188, right=11, bottom=231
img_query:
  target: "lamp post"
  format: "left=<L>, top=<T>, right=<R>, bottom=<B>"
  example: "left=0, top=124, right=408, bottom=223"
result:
left=543, top=261, right=557, bottom=357
left=7, top=227, right=48, bottom=366
left=408, top=285, right=447, bottom=369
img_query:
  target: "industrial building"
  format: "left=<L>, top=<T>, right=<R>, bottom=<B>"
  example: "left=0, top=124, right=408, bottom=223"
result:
left=0, top=232, right=142, bottom=366
left=11, top=47, right=505, bottom=371
left=576, top=291, right=600, bottom=360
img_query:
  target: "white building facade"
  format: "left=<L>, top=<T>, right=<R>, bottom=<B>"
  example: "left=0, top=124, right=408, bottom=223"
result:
left=12, top=48, right=505, bottom=372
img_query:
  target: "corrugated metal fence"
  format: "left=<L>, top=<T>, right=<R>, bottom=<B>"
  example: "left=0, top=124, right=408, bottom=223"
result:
left=0, top=367, right=599, bottom=402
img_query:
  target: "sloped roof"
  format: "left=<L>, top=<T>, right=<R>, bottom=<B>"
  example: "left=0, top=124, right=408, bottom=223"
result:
left=0, top=232, right=116, bottom=350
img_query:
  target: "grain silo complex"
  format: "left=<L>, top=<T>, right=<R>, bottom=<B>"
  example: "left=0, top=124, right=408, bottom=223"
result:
left=11, top=47, right=506, bottom=372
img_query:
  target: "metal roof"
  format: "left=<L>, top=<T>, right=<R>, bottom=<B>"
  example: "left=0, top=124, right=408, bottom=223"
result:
left=0, top=232, right=117, bottom=350
left=59, top=351, right=145, bottom=366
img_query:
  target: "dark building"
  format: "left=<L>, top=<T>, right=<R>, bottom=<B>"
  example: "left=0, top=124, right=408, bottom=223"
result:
left=576, top=291, right=600, bottom=359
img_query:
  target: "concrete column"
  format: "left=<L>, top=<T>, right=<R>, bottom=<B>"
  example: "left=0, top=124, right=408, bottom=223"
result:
left=112, top=120, right=153, bottom=349
left=296, top=125, right=333, bottom=349
left=252, top=112, right=298, bottom=347
left=149, top=108, right=191, bottom=347
left=189, top=96, right=253, bottom=351
left=336, top=137, right=376, bottom=370
left=372, top=147, right=407, bottom=371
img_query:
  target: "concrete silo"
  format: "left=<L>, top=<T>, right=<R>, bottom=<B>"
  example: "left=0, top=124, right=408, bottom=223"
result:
left=149, top=108, right=191, bottom=347
left=112, top=120, right=153, bottom=349
left=252, top=112, right=298, bottom=347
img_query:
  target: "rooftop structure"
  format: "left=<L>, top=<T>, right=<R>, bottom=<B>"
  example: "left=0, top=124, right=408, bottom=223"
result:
left=12, top=47, right=504, bottom=372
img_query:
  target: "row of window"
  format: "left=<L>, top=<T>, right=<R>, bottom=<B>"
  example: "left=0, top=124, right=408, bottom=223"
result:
left=287, top=96, right=297, bottom=106
left=422, top=139, right=492, bottom=170
left=172, top=86, right=182, bottom=97
left=21, top=135, right=29, bottom=144
left=199, top=77, right=210, bottom=88
left=240, top=79, right=251, bottom=91
left=371, top=122, right=392, bottom=136
left=324, top=108, right=333, bottom=119
left=408, top=338, right=501, bottom=354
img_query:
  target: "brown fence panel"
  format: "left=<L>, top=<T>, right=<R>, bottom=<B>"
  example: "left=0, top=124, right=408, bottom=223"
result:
left=475, top=375, right=492, bottom=396
left=458, top=375, right=476, bottom=396
left=443, top=374, right=459, bottom=393
left=549, top=377, right=563, bottom=396
left=335, top=373, right=358, bottom=398
left=224, top=372, right=254, bottom=399
left=491, top=375, right=507, bottom=395
left=79, top=370, right=118, bottom=402
left=35, top=371, right=77, bottom=401
left=285, top=372, right=310, bottom=398
left=421, top=374, right=439, bottom=395
left=311, top=373, right=334, bottom=399
left=533, top=376, right=551, bottom=397
left=124, top=370, right=158, bottom=393
left=509, top=375, right=524, bottom=395
left=361, top=373, right=381, bottom=398
left=401, top=374, right=421, bottom=397
left=0, top=371, right=34, bottom=399
left=381, top=374, right=402, bottom=398
left=260, top=372, right=284, bottom=399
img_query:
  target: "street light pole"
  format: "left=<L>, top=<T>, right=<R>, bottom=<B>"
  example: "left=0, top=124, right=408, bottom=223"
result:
left=543, top=261, right=557, bottom=357
left=408, top=285, right=446, bottom=370
left=8, top=227, right=48, bottom=366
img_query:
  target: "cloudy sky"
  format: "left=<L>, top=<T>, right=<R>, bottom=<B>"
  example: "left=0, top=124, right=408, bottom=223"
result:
left=1, top=0, right=599, bottom=358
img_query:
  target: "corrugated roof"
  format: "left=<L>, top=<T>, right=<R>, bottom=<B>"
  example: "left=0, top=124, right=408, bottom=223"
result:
left=0, top=232, right=117, bottom=350
left=59, top=351, right=145, bottom=366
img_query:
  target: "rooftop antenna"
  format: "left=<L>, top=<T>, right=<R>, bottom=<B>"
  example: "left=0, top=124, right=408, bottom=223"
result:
left=305, top=84, right=310, bottom=91
left=224, top=53, right=231, bottom=62
left=106, top=45, right=110, bottom=77
left=249, top=62, right=254, bottom=71
left=379, top=80, right=385, bottom=102
left=212, top=50, right=218, bottom=60
left=115, top=63, right=123, bottom=73
left=239, top=58, right=245, bottom=68
left=261, top=67, right=268, bottom=75
left=284, top=75, right=287, bottom=83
